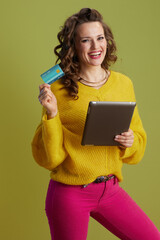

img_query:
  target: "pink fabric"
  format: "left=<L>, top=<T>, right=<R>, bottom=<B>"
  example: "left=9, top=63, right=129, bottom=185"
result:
left=45, top=178, right=160, bottom=240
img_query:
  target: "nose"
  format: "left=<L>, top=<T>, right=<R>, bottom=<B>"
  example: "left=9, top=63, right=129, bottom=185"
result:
left=91, top=39, right=99, bottom=49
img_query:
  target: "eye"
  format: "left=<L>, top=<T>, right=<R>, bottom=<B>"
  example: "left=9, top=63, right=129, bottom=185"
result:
left=98, top=36, right=105, bottom=40
left=81, top=39, right=89, bottom=43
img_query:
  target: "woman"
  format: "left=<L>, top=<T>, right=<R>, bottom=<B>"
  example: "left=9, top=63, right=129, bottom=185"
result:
left=31, top=8, right=160, bottom=240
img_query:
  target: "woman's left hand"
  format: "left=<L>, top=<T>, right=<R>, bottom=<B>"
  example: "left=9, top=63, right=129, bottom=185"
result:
left=114, top=129, right=134, bottom=148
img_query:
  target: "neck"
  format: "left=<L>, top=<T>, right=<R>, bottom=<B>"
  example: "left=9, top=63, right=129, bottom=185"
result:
left=78, top=64, right=105, bottom=82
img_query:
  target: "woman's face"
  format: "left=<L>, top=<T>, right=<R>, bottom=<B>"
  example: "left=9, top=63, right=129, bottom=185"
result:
left=75, top=21, right=107, bottom=68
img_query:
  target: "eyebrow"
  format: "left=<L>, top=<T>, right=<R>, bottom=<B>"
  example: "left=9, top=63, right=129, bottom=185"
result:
left=79, top=34, right=104, bottom=39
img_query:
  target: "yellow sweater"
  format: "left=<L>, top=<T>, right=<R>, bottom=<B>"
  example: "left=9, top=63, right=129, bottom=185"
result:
left=31, top=70, right=147, bottom=185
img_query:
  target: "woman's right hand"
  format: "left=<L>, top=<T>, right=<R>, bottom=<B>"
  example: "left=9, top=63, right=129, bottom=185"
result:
left=38, top=83, right=58, bottom=119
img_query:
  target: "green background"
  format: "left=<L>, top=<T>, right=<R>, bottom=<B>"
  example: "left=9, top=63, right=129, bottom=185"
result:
left=1, top=0, right=160, bottom=239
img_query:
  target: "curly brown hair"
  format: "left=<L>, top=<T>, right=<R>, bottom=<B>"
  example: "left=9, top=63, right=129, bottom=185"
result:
left=54, top=8, right=117, bottom=99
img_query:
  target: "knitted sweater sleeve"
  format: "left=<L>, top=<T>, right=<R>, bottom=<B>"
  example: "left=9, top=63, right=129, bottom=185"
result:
left=119, top=81, right=147, bottom=164
left=31, top=107, right=67, bottom=170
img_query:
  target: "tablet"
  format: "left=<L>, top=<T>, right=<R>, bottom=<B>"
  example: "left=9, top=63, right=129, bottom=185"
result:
left=81, top=101, right=136, bottom=146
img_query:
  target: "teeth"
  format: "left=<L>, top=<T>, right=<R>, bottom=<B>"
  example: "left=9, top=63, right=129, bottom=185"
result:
left=89, top=52, right=101, bottom=56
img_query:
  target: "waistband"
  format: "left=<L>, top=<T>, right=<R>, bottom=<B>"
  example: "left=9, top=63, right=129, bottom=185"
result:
left=83, top=175, right=116, bottom=188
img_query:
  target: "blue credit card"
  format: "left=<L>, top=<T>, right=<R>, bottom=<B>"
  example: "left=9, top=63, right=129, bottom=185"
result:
left=40, top=64, right=65, bottom=84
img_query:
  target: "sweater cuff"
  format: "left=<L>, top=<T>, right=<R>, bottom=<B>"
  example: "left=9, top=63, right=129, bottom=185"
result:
left=42, top=112, right=58, bottom=121
left=42, top=111, right=62, bottom=138
left=119, top=132, right=139, bottom=161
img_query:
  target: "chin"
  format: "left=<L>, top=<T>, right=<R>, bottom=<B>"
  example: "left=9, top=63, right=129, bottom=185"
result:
left=88, top=58, right=105, bottom=66
left=89, top=61, right=104, bottom=67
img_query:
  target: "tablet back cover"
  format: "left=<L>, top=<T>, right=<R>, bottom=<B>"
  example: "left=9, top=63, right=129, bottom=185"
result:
left=81, top=101, right=136, bottom=146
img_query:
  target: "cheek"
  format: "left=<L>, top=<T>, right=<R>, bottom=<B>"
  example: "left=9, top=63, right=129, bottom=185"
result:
left=77, top=45, right=89, bottom=58
left=102, top=41, right=107, bottom=51
left=80, top=44, right=88, bottom=52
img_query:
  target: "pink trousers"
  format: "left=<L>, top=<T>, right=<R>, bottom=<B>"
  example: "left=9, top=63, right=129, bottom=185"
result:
left=45, top=178, right=160, bottom=240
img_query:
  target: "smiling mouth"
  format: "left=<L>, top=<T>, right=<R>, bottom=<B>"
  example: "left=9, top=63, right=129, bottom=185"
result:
left=88, top=51, right=102, bottom=59
left=88, top=51, right=102, bottom=56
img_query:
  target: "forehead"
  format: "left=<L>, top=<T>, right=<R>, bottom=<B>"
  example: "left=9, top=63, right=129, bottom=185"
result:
left=76, top=21, right=104, bottom=38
